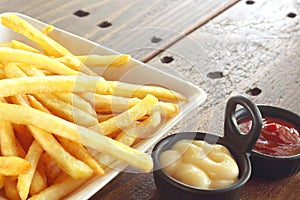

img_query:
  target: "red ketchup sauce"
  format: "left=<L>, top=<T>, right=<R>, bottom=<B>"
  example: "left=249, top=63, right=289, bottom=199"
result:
left=238, top=117, right=300, bottom=156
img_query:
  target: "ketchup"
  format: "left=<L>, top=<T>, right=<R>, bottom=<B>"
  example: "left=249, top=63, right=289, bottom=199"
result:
left=238, top=117, right=300, bottom=156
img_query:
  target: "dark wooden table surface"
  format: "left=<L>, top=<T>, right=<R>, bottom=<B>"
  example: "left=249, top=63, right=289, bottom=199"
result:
left=1, top=0, right=299, bottom=199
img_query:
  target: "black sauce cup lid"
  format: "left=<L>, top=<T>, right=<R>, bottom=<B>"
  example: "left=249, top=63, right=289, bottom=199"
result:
left=152, top=95, right=263, bottom=200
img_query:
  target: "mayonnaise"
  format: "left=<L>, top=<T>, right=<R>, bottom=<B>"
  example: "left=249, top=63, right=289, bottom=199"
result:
left=159, top=140, right=239, bottom=189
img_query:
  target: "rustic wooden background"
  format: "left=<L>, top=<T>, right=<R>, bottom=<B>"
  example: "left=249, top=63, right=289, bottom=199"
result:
left=0, top=0, right=299, bottom=199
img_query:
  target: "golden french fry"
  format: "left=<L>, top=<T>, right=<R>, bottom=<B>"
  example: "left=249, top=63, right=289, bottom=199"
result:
left=41, top=25, right=54, bottom=35
left=4, top=62, right=27, bottom=78
left=78, top=54, right=131, bottom=67
left=108, top=81, right=187, bottom=102
left=35, top=93, right=98, bottom=127
left=27, top=94, right=51, bottom=113
left=28, top=125, right=94, bottom=179
left=0, top=156, right=31, bottom=175
left=81, top=93, right=134, bottom=113
left=0, top=102, right=80, bottom=141
left=17, top=55, right=96, bottom=110
left=1, top=14, right=96, bottom=75
left=19, top=66, right=97, bottom=119
left=8, top=67, right=97, bottom=127
left=3, top=61, right=48, bottom=115
left=17, top=62, right=44, bottom=77
left=29, top=169, right=47, bottom=196
left=54, top=93, right=97, bottom=117
left=82, top=93, right=179, bottom=118
left=10, top=93, right=31, bottom=107
left=11, top=85, right=94, bottom=179
left=97, top=113, right=115, bottom=123
left=0, top=68, right=5, bottom=79
left=0, top=119, right=19, bottom=156
left=16, top=63, right=55, bottom=77
left=57, top=136, right=105, bottom=175
left=90, top=93, right=158, bottom=135
left=0, top=75, right=111, bottom=98
left=0, top=47, right=78, bottom=75
left=116, top=111, right=161, bottom=146
left=0, top=96, right=26, bottom=159
left=0, top=98, right=154, bottom=172
left=17, top=140, right=44, bottom=200
left=1, top=14, right=71, bottom=57
left=29, top=175, right=89, bottom=200
left=27, top=90, right=102, bottom=174
left=55, top=55, right=82, bottom=70
left=95, top=153, right=117, bottom=169
left=18, top=66, right=97, bottom=117
left=116, top=124, right=141, bottom=146
left=11, top=40, right=40, bottom=53
left=152, top=101, right=179, bottom=118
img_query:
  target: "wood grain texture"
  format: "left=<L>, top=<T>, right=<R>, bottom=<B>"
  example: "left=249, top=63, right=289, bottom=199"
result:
left=148, top=0, right=300, bottom=132
left=0, top=0, right=238, bottom=61
left=93, top=0, right=300, bottom=198
left=0, top=0, right=299, bottom=200
left=144, top=0, right=300, bottom=199
left=95, top=0, right=299, bottom=199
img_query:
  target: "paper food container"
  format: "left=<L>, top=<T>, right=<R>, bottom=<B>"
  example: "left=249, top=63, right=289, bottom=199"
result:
left=0, top=12, right=207, bottom=199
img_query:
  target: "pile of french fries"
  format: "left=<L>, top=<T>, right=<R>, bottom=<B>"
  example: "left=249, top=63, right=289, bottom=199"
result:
left=0, top=14, right=187, bottom=200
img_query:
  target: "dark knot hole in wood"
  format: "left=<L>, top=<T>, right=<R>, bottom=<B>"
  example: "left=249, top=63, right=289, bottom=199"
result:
left=98, top=21, right=112, bottom=28
left=245, top=0, right=255, bottom=5
left=287, top=13, right=297, bottom=18
left=207, top=71, right=224, bottom=79
left=160, top=56, right=174, bottom=64
left=246, top=87, right=262, bottom=96
left=73, top=10, right=90, bottom=17
left=151, top=36, right=162, bottom=43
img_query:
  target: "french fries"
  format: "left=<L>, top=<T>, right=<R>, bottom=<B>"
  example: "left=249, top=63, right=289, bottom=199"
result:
left=41, top=25, right=54, bottom=35
left=0, top=68, right=5, bottom=80
left=116, top=111, right=162, bottom=146
left=108, top=81, right=187, bottom=102
left=0, top=156, right=31, bottom=176
left=0, top=13, right=187, bottom=199
left=0, top=119, right=19, bottom=156
left=0, top=97, right=155, bottom=172
left=0, top=75, right=111, bottom=98
left=27, top=125, right=94, bottom=179
left=28, top=175, right=89, bottom=200
left=90, top=94, right=158, bottom=135
left=0, top=47, right=78, bottom=75
left=81, top=93, right=179, bottom=118
left=17, top=141, right=44, bottom=200
left=1, top=13, right=71, bottom=57
left=78, top=54, right=131, bottom=67
left=10, top=40, right=40, bottom=53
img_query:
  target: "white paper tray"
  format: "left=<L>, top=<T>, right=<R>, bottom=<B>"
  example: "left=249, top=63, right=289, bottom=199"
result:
left=0, top=12, right=207, bottom=200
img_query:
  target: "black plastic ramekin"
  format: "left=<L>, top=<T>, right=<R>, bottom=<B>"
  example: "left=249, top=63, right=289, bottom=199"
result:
left=152, top=96, right=262, bottom=200
left=236, top=105, right=300, bottom=179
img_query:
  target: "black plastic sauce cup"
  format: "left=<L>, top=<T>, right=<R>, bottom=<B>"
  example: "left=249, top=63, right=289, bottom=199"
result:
left=236, top=105, right=300, bottom=179
left=152, top=96, right=262, bottom=200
